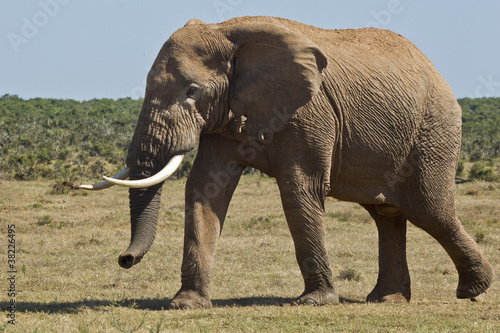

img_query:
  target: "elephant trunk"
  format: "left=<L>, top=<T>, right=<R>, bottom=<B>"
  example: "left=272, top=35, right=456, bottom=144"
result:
left=119, top=93, right=191, bottom=268
left=118, top=183, right=163, bottom=269
left=119, top=98, right=167, bottom=269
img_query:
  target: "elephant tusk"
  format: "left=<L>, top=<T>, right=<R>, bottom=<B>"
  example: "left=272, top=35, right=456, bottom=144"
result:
left=102, top=154, right=184, bottom=189
left=79, top=167, right=130, bottom=190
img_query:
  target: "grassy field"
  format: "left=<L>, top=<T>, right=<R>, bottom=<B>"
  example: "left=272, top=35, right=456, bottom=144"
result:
left=1, top=175, right=499, bottom=332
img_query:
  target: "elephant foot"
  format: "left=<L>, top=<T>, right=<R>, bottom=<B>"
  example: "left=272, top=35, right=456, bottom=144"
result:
left=366, top=284, right=410, bottom=303
left=366, top=292, right=409, bottom=303
left=456, top=261, right=494, bottom=299
left=168, top=290, right=212, bottom=310
left=292, top=288, right=339, bottom=306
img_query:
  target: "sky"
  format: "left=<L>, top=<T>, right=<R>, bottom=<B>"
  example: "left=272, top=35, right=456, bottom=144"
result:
left=1, top=0, right=499, bottom=101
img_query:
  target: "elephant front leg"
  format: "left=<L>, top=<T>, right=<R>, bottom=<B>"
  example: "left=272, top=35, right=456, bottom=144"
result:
left=168, top=139, right=244, bottom=310
left=278, top=179, right=339, bottom=306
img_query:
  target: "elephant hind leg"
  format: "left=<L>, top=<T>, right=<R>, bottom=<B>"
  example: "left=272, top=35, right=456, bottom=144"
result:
left=362, top=204, right=410, bottom=303
left=399, top=166, right=494, bottom=298
left=405, top=208, right=493, bottom=299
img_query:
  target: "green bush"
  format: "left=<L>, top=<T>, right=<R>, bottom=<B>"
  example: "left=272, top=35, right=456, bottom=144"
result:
left=50, top=180, right=78, bottom=195
left=338, top=268, right=361, bottom=281
left=459, top=97, right=500, bottom=161
left=469, top=162, right=498, bottom=181
left=456, top=160, right=464, bottom=177
left=475, top=232, right=486, bottom=244
left=0, top=95, right=142, bottom=181
left=37, top=214, right=54, bottom=226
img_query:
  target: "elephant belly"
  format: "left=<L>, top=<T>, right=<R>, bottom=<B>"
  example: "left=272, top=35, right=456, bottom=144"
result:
left=328, top=161, right=402, bottom=206
left=328, top=181, right=392, bottom=205
left=328, top=125, right=416, bottom=206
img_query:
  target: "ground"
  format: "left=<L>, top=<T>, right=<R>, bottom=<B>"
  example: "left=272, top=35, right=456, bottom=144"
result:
left=0, top=176, right=499, bottom=332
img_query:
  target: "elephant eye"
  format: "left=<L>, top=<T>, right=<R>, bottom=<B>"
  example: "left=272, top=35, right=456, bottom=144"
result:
left=186, top=85, right=198, bottom=99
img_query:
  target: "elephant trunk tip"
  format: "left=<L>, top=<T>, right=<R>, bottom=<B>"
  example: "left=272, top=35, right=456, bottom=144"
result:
left=118, top=252, right=140, bottom=269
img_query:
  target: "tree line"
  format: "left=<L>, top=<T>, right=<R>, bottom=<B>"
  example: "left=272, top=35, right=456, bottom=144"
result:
left=0, top=94, right=498, bottom=182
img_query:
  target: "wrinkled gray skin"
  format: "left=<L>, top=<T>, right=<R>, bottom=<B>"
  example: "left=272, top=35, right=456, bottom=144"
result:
left=120, top=16, right=493, bottom=309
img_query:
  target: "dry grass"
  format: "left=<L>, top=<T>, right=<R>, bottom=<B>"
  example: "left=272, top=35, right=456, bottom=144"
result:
left=0, top=176, right=499, bottom=332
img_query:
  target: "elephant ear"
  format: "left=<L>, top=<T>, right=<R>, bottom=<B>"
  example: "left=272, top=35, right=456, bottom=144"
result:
left=224, top=23, right=328, bottom=140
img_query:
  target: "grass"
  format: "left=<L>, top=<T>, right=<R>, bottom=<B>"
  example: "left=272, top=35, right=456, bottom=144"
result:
left=0, top=175, right=499, bottom=332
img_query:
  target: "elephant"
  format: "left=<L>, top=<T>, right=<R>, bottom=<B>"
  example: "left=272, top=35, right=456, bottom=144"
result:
left=81, top=16, right=494, bottom=309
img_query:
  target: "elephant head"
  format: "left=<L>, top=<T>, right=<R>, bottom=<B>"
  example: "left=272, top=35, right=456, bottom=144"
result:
left=80, top=18, right=327, bottom=269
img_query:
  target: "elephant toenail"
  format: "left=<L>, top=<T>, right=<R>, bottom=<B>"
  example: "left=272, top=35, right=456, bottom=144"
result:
left=304, top=299, right=318, bottom=305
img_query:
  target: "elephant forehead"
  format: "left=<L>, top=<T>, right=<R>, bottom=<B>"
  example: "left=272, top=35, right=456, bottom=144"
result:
left=147, top=66, right=176, bottom=87
left=177, top=59, right=213, bottom=82
left=166, top=28, right=218, bottom=60
left=148, top=51, right=214, bottom=88
left=168, top=25, right=232, bottom=67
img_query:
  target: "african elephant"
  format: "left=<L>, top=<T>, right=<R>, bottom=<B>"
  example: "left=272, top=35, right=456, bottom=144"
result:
left=81, top=16, right=493, bottom=308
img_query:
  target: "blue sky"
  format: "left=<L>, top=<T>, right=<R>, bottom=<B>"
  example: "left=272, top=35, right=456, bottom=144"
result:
left=1, top=0, right=499, bottom=100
